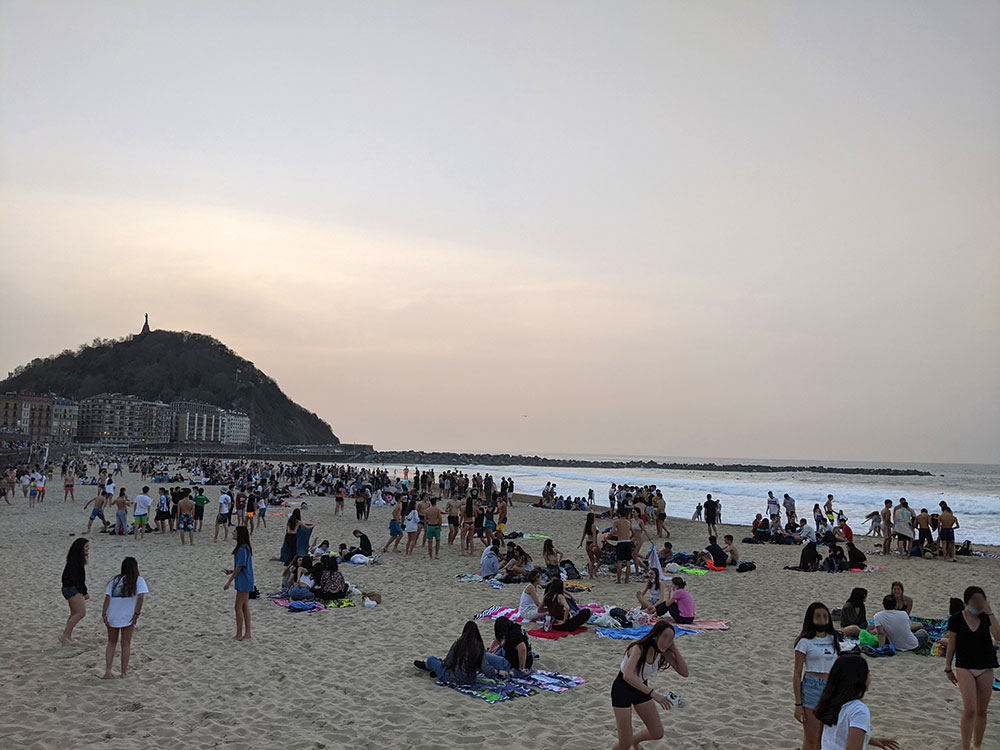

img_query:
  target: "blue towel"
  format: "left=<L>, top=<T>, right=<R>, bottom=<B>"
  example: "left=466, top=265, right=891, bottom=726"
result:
left=595, top=626, right=699, bottom=640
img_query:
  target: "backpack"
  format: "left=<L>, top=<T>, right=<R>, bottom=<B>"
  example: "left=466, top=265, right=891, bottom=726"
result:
left=737, top=561, right=756, bottom=573
left=957, top=540, right=972, bottom=556
left=561, top=560, right=581, bottom=579
left=609, top=607, right=631, bottom=628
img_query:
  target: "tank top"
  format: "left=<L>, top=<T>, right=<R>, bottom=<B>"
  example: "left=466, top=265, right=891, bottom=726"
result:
left=519, top=587, right=536, bottom=612
left=621, top=649, right=657, bottom=682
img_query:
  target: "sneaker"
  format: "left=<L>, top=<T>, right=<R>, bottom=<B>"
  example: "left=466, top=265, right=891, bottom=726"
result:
left=413, top=660, right=428, bottom=671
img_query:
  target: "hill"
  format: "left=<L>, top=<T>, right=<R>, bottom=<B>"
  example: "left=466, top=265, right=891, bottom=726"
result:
left=1, top=328, right=338, bottom=445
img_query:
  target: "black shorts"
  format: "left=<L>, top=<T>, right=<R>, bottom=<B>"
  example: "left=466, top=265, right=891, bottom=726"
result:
left=217, top=513, right=230, bottom=525
left=448, top=515, right=459, bottom=526
left=918, top=528, right=933, bottom=544
left=194, top=505, right=205, bottom=520
left=616, top=541, right=633, bottom=561
left=155, top=510, right=171, bottom=521
left=611, top=672, right=651, bottom=708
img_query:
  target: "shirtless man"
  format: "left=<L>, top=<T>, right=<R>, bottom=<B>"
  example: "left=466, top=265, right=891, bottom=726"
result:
left=880, top=499, right=893, bottom=556
left=653, top=492, right=668, bottom=538
left=722, top=534, right=740, bottom=565
left=113, top=489, right=129, bottom=535
left=84, top=490, right=111, bottom=533
left=496, top=495, right=509, bottom=536
left=425, top=497, right=443, bottom=560
left=612, top=510, right=634, bottom=584
left=445, top=496, right=462, bottom=545
left=417, top=494, right=431, bottom=547
left=914, top=508, right=935, bottom=556
left=938, top=504, right=959, bottom=562
left=177, top=492, right=196, bottom=545
left=383, top=499, right=404, bottom=553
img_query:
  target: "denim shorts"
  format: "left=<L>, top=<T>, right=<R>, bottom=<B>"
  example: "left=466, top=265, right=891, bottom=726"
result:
left=61, top=586, right=80, bottom=600
left=801, top=673, right=827, bottom=709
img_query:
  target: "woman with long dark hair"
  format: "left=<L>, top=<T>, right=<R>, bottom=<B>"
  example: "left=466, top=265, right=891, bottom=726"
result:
left=461, top=495, right=477, bottom=556
left=541, top=579, right=592, bottom=631
left=792, top=602, right=840, bottom=750
left=415, top=621, right=508, bottom=684
left=278, top=508, right=302, bottom=564
left=839, top=588, right=868, bottom=638
left=102, top=557, right=148, bottom=679
left=542, top=539, right=563, bottom=580
left=635, top=568, right=663, bottom=614
left=945, top=586, right=1000, bottom=750
left=488, top=616, right=533, bottom=674
left=578, top=512, right=600, bottom=579
left=59, top=538, right=89, bottom=644
left=313, top=556, right=348, bottom=599
left=224, top=526, right=254, bottom=641
left=814, top=655, right=898, bottom=749
left=611, top=620, right=689, bottom=750
left=518, top=569, right=545, bottom=621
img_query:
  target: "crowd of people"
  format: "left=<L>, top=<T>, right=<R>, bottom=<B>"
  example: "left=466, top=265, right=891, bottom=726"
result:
left=3, top=451, right=990, bottom=750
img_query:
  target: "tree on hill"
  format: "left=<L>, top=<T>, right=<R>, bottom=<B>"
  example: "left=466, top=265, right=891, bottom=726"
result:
left=0, top=330, right=339, bottom=445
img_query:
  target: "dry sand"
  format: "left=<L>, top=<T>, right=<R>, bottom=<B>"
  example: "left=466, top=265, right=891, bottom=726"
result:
left=1, top=469, right=997, bottom=750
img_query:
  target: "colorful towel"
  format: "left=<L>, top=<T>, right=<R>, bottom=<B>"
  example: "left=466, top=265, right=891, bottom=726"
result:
left=271, top=598, right=326, bottom=612
left=595, top=626, right=700, bottom=640
left=317, top=598, right=356, bottom=608
left=457, top=574, right=485, bottom=582
left=565, top=581, right=594, bottom=591
left=436, top=670, right=584, bottom=703
left=526, top=627, right=587, bottom=639
left=848, top=566, right=889, bottom=573
left=677, top=566, right=709, bottom=576
left=475, top=606, right=531, bottom=623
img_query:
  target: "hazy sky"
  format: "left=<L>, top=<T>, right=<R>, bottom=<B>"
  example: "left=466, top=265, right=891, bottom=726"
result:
left=1, top=2, right=998, bottom=463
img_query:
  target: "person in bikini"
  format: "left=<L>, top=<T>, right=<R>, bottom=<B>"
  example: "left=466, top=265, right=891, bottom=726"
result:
left=445, top=496, right=462, bottom=545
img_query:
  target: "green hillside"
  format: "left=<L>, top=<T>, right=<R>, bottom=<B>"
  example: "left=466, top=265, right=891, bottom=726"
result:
left=1, top=329, right=338, bottom=445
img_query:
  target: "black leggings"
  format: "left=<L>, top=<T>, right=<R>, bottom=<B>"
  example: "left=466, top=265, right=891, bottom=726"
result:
left=654, top=601, right=694, bottom=624
left=355, top=502, right=365, bottom=520
left=554, top=608, right=592, bottom=631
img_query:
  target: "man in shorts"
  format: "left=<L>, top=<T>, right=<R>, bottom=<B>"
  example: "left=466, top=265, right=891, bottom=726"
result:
left=914, top=507, right=935, bottom=556
left=880, top=499, right=893, bottom=556
left=613, top=510, right=634, bottom=584
left=177, top=491, right=196, bottom=546
left=133, top=486, right=153, bottom=540
left=192, top=487, right=209, bottom=531
left=214, top=487, right=232, bottom=542
left=425, top=497, right=443, bottom=560
left=83, top=490, right=111, bottom=533
left=938, top=504, right=959, bottom=562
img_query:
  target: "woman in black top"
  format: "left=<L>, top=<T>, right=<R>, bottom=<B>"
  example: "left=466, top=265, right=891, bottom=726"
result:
left=59, top=538, right=89, bottom=644
left=945, top=586, right=1000, bottom=750
left=489, top=616, right=533, bottom=674
left=839, top=588, right=868, bottom=638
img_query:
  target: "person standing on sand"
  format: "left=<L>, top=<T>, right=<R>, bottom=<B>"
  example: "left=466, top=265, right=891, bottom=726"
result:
left=63, top=469, right=75, bottom=502
left=945, top=586, right=999, bottom=750
left=880, top=500, right=893, bottom=557
left=783, top=493, right=797, bottom=525
left=214, top=487, right=232, bottom=542
left=404, top=499, right=420, bottom=556
left=383, top=499, right=405, bottom=553
left=59, top=539, right=89, bottom=644
left=613, top=510, right=634, bottom=585
left=177, top=491, right=195, bottom=545
left=133, top=486, right=153, bottom=540
left=939, top=504, right=960, bottom=562
left=224, top=526, right=254, bottom=641
left=84, top=491, right=111, bottom=533
left=703, top=494, right=718, bottom=537
left=611, top=621, right=689, bottom=750
left=893, top=498, right=914, bottom=557
left=425, top=497, right=443, bottom=559
left=792, top=602, right=839, bottom=750
left=192, top=487, right=209, bottom=532
left=113, top=489, right=129, bottom=535
left=445, top=496, right=461, bottom=545
left=102, top=557, right=148, bottom=679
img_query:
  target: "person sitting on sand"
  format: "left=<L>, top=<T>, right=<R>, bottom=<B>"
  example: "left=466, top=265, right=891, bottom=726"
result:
left=654, top=576, right=695, bottom=624
left=414, top=620, right=510, bottom=683
left=798, top=542, right=822, bottom=572
left=815, top=655, right=899, bottom=750
left=846, top=542, right=866, bottom=569
left=518, top=569, right=546, bottom=621
left=696, top=536, right=727, bottom=568
left=312, top=556, right=348, bottom=599
left=795, top=518, right=817, bottom=545
left=500, top=545, right=533, bottom=580
left=658, top=542, right=675, bottom=566
left=481, top=539, right=501, bottom=579
left=839, top=588, right=868, bottom=638
left=542, top=539, right=563, bottom=580
left=722, top=535, right=740, bottom=565
left=488, top=616, right=534, bottom=675
left=611, top=620, right=689, bottom=750
left=542, top=579, right=592, bottom=631
left=873, top=595, right=928, bottom=651
left=887, top=581, right=924, bottom=632
left=287, top=555, right=317, bottom=601
left=636, top=568, right=664, bottom=614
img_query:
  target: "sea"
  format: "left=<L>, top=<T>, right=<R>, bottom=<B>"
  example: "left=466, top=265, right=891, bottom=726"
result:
left=358, top=454, right=1000, bottom=545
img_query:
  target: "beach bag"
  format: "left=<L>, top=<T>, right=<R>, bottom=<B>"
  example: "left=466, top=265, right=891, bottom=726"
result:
left=609, top=607, right=631, bottom=628
left=736, top=561, right=756, bottom=573
left=362, top=591, right=382, bottom=604
left=858, top=629, right=878, bottom=647
left=561, top=560, right=581, bottom=579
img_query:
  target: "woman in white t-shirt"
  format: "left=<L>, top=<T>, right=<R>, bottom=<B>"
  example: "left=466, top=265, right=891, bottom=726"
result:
left=404, top=500, right=421, bottom=556
left=793, top=602, right=841, bottom=750
left=101, top=557, right=149, bottom=679
left=814, top=654, right=898, bottom=750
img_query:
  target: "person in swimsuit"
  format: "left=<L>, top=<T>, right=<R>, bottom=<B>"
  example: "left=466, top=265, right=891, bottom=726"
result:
left=445, top=497, right=462, bottom=545
left=611, top=621, right=689, bottom=750
left=383, top=499, right=405, bottom=553
left=83, top=491, right=111, bottom=533
left=945, top=586, right=1000, bottom=750
left=424, top=497, right=443, bottom=560
left=461, top=495, right=477, bottom=556
left=880, top=500, right=894, bottom=557
left=177, top=492, right=195, bottom=546
left=938, top=504, right=960, bottom=562
left=613, top=510, right=634, bottom=584
left=578, top=512, right=600, bottom=579
left=635, top=568, right=663, bottom=614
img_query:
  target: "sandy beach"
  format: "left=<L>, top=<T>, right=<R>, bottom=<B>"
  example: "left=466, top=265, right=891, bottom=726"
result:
left=1, top=470, right=997, bottom=750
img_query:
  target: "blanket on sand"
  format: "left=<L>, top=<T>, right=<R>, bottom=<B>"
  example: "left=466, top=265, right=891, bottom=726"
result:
left=435, top=670, right=584, bottom=703
left=526, top=626, right=587, bottom=639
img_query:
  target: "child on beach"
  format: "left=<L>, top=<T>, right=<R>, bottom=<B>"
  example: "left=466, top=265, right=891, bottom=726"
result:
left=814, top=655, right=898, bottom=750
left=223, top=526, right=254, bottom=641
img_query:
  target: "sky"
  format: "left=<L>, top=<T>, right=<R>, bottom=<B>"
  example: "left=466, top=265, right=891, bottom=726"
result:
left=1, top=1, right=998, bottom=464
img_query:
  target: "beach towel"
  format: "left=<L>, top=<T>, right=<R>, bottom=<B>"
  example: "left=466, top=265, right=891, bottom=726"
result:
left=295, top=525, right=314, bottom=556
left=526, top=627, right=587, bottom=640
left=436, top=670, right=584, bottom=703
left=849, top=566, right=889, bottom=573
left=475, top=603, right=609, bottom=624
left=994, top=679, right=1000, bottom=692
left=646, top=545, right=664, bottom=581
left=595, top=626, right=700, bottom=640
left=677, top=565, right=709, bottom=576
left=270, top=598, right=326, bottom=612
left=317, top=598, right=356, bottom=608
left=457, top=574, right=485, bottom=583
left=565, top=581, right=594, bottom=592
